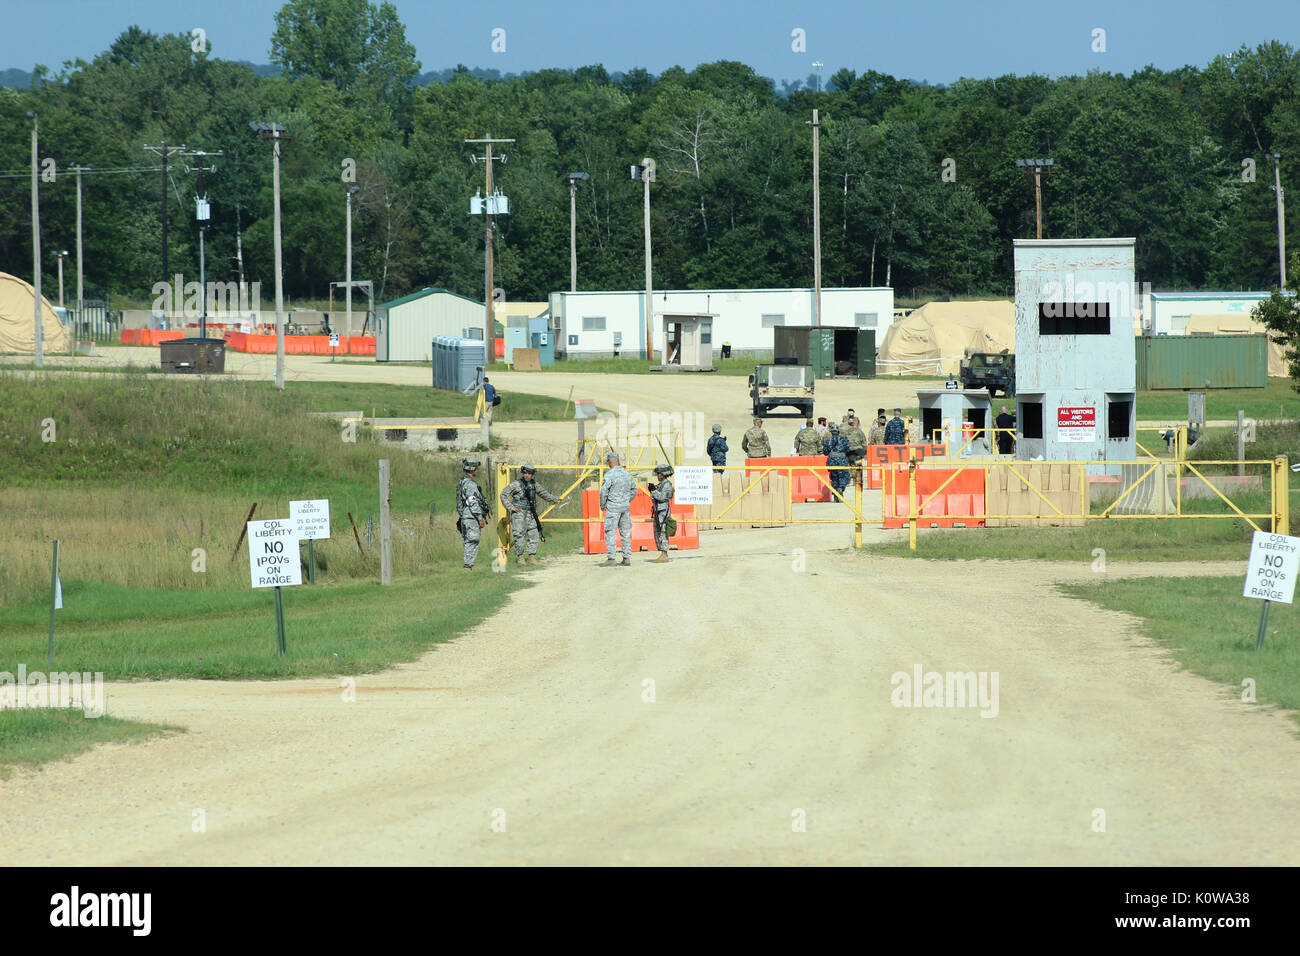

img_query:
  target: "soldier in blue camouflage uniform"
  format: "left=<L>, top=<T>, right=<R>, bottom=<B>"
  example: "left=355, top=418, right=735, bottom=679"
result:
left=500, top=463, right=560, bottom=565
left=456, top=457, right=489, bottom=569
left=822, top=424, right=852, bottom=498
left=706, top=424, right=728, bottom=474
left=599, top=451, right=636, bottom=567
left=648, top=464, right=675, bottom=563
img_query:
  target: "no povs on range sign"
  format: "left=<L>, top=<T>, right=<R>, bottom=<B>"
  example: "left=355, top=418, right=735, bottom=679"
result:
left=247, top=519, right=302, bottom=588
left=1243, top=531, right=1300, bottom=603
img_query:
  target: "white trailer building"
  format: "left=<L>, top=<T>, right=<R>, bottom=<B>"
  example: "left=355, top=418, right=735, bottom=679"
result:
left=547, top=287, right=895, bottom=360
left=374, top=287, right=486, bottom=362
left=1143, top=291, right=1276, bottom=335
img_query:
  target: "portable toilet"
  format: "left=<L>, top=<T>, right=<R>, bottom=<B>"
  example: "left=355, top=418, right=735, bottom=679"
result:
left=527, top=315, right=555, bottom=366
left=432, top=336, right=486, bottom=392
left=1012, top=238, right=1137, bottom=462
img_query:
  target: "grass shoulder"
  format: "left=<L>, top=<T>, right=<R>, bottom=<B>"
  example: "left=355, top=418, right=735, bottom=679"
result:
left=0, top=710, right=180, bottom=779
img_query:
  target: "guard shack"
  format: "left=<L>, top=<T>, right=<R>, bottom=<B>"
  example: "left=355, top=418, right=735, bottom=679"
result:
left=655, top=313, right=716, bottom=371
left=1013, top=238, right=1137, bottom=462
left=917, top=388, right=994, bottom=455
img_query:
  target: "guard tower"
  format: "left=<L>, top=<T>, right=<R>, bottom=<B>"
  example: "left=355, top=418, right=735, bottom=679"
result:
left=1013, top=238, right=1137, bottom=462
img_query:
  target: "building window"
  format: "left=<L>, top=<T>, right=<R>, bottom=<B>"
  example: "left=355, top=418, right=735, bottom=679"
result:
left=1107, top=397, right=1133, bottom=439
left=761, top=313, right=785, bottom=328
left=700, top=325, right=712, bottom=344
left=582, top=315, right=606, bottom=331
left=1038, top=302, right=1110, bottom=335
left=1020, top=401, right=1044, bottom=439
left=854, top=312, right=878, bottom=329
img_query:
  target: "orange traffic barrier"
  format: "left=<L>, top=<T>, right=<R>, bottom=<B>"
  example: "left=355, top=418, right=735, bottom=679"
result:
left=883, top=465, right=986, bottom=528
left=744, top=456, right=831, bottom=502
left=219, top=333, right=376, bottom=355
left=864, top=443, right=947, bottom=488
left=580, top=488, right=699, bottom=554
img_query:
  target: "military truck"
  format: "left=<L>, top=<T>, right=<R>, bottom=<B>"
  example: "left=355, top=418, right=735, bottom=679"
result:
left=960, top=351, right=1015, bottom=397
left=748, top=360, right=815, bottom=417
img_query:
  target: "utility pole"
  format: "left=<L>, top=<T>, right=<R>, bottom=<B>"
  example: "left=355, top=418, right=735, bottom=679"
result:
left=810, top=109, right=822, bottom=327
left=631, top=158, right=656, bottom=360
left=143, top=142, right=188, bottom=319
left=28, top=111, right=42, bottom=367
left=465, top=135, right=514, bottom=349
left=1272, top=154, right=1287, bottom=289
left=57, top=250, right=67, bottom=307
left=1015, top=158, right=1054, bottom=239
left=347, top=185, right=359, bottom=339
left=187, top=150, right=222, bottom=339
left=251, top=123, right=288, bottom=389
left=73, top=164, right=86, bottom=326
left=567, top=172, right=589, bottom=292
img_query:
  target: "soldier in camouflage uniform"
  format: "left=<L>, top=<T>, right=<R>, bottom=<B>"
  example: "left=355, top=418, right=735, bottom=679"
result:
left=599, top=451, right=636, bottom=567
left=844, top=418, right=868, bottom=464
left=648, top=464, right=675, bottom=563
left=866, top=413, right=887, bottom=446
left=500, top=463, right=561, bottom=565
left=741, top=417, right=772, bottom=459
left=822, top=424, right=852, bottom=498
left=706, top=424, right=729, bottom=474
left=456, top=457, right=489, bottom=569
left=795, top=418, right=823, bottom=456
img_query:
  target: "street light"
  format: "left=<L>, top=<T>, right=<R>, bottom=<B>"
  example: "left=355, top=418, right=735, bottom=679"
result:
left=346, top=185, right=360, bottom=339
left=1015, top=158, right=1055, bottom=239
left=812, top=60, right=824, bottom=92
left=56, top=250, right=68, bottom=308
left=566, top=172, right=589, bottom=292
left=27, top=110, right=42, bottom=367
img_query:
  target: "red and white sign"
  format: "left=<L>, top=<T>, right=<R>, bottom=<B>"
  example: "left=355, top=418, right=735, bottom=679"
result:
left=1057, top=406, right=1096, bottom=442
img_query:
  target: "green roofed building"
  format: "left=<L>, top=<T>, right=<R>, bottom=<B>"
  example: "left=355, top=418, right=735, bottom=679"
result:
left=375, top=287, right=487, bottom=362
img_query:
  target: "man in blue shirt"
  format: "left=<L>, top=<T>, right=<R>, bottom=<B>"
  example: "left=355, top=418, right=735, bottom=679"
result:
left=482, top=377, right=497, bottom=423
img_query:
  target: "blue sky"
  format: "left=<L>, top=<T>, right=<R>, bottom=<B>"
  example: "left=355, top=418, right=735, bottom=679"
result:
left=3, top=0, right=1298, bottom=85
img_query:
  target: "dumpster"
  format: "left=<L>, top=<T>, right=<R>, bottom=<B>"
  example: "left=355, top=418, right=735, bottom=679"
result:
left=160, top=337, right=226, bottom=373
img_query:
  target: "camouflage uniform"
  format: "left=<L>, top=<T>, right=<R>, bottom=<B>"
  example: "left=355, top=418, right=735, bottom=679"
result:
left=456, top=465, right=489, bottom=568
left=884, top=415, right=907, bottom=445
left=500, top=472, right=560, bottom=559
left=795, top=424, right=823, bottom=457
left=845, top=423, right=868, bottom=464
left=600, top=464, right=637, bottom=561
left=707, top=433, right=729, bottom=473
left=741, top=424, right=772, bottom=459
left=866, top=417, right=887, bottom=446
left=649, top=468, right=675, bottom=555
left=823, top=430, right=852, bottom=497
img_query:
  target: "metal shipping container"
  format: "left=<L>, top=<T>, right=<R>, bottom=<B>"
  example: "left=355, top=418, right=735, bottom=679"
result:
left=773, top=326, right=876, bottom=378
left=1134, top=334, right=1267, bottom=390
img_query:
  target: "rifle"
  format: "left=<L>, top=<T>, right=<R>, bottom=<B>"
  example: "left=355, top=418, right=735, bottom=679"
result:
left=522, top=480, right=546, bottom=542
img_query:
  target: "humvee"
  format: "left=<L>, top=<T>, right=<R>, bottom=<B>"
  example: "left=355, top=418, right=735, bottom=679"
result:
left=960, top=351, right=1015, bottom=397
left=749, top=361, right=815, bottom=417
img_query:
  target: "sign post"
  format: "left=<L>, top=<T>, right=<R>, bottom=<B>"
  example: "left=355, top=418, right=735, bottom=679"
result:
left=329, top=331, right=339, bottom=363
left=48, top=539, right=60, bottom=669
left=290, top=499, right=331, bottom=585
left=1242, top=530, right=1299, bottom=650
left=247, top=519, right=302, bottom=656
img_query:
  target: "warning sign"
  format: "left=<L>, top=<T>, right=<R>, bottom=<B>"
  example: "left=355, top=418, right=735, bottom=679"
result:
left=290, top=499, right=331, bottom=541
left=672, top=466, right=713, bottom=505
left=1243, top=530, right=1300, bottom=604
left=247, top=519, right=302, bottom=588
left=329, top=332, right=340, bottom=349
left=1057, top=406, right=1096, bottom=442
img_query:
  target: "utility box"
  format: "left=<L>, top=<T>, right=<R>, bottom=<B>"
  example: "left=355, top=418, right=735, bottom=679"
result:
left=527, top=316, right=555, bottom=366
left=1013, top=238, right=1136, bottom=462
left=773, top=326, right=875, bottom=378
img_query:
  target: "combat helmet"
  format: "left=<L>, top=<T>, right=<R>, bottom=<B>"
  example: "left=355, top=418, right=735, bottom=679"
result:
left=520, top=463, right=537, bottom=475
left=654, top=464, right=674, bottom=476
left=829, top=423, right=841, bottom=433
left=712, top=424, right=722, bottom=434
left=461, top=457, right=480, bottom=472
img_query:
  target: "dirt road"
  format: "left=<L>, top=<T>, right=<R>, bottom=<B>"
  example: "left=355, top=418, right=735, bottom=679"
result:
left=5, top=348, right=1299, bottom=864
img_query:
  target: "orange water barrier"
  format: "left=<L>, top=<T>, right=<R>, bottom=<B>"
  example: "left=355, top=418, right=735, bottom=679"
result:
left=580, top=488, right=699, bottom=554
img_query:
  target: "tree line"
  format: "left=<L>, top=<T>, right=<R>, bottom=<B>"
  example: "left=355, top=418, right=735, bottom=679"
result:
left=0, top=0, right=1296, bottom=310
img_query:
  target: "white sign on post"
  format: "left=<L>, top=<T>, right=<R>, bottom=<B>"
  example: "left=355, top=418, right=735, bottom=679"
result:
left=247, top=519, right=302, bottom=588
left=672, top=466, right=713, bottom=505
left=290, top=499, right=331, bottom=540
left=1243, top=531, right=1300, bottom=603
left=329, top=332, right=340, bottom=349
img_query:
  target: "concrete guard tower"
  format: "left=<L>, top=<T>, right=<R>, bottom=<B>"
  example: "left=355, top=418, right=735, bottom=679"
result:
left=1013, top=238, right=1137, bottom=465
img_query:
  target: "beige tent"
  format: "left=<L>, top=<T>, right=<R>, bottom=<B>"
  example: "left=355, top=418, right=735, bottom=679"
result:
left=1184, top=314, right=1288, bottom=378
left=878, top=300, right=1015, bottom=376
left=0, top=272, right=70, bottom=353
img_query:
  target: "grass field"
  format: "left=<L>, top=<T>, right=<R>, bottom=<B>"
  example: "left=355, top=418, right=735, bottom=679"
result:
left=1136, top=378, right=1300, bottom=423
left=0, top=710, right=179, bottom=779
left=1059, top=575, right=1300, bottom=727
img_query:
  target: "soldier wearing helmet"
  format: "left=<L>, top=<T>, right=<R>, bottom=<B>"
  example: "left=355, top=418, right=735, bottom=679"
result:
left=647, top=463, right=676, bottom=563
left=706, top=423, right=728, bottom=474
left=456, top=457, right=489, bottom=569
left=741, top=417, right=771, bottom=460
left=500, top=463, right=561, bottom=566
